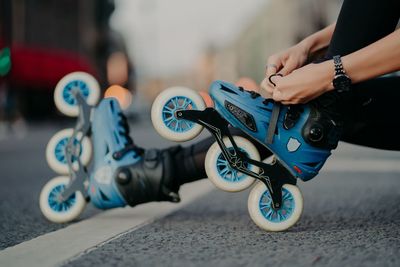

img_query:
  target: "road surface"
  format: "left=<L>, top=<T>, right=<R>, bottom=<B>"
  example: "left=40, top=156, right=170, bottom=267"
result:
left=0, top=116, right=399, bottom=266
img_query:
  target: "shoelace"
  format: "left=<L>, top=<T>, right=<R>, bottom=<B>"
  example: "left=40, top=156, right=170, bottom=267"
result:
left=238, top=86, right=262, bottom=99
left=237, top=86, right=276, bottom=107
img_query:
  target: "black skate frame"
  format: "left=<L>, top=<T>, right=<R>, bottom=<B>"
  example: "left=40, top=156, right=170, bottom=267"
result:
left=177, top=108, right=297, bottom=209
left=60, top=90, right=92, bottom=201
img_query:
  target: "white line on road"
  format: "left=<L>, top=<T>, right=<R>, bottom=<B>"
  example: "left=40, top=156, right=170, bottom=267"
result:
left=0, top=180, right=214, bottom=267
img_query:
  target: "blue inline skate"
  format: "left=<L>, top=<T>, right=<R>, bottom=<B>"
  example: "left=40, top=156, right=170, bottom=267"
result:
left=151, top=81, right=341, bottom=231
left=40, top=72, right=180, bottom=223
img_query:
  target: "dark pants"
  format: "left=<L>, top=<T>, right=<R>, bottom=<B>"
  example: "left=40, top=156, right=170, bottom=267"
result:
left=172, top=0, right=400, bottom=186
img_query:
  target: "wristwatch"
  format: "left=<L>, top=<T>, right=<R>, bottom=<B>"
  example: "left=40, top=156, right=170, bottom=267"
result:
left=332, top=55, right=351, bottom=93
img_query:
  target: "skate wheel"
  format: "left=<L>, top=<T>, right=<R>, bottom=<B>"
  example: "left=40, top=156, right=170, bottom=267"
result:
left=248, top=182, right=303, bottom=231
left=205, top=136, right=259, bottom=192
left=39, top=176, right=86, bottom=223
left=151, top=87, right=206, bottom=142
left=46, top=128, right=92, bottom=174
left=54, top=72, right=100, bottom=117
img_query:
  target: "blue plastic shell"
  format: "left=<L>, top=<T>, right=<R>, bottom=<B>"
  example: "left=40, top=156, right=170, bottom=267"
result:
left=209, top=80, right=332, bottom=181
left=88, top=98, right=141, bottom=209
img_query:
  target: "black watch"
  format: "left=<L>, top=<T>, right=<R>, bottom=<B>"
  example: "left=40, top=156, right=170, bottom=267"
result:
left=332, top=55, right=351, bottom=93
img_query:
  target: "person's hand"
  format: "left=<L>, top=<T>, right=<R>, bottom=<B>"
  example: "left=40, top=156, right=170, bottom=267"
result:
left=260, top=41, right=311, bottom=96
left=270, top=61, right=335, bottom=105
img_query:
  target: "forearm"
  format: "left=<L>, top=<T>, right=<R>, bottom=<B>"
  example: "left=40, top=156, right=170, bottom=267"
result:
left=342, top=29, right=400, bottom=84
left=300, top=23, right=336, bottom=54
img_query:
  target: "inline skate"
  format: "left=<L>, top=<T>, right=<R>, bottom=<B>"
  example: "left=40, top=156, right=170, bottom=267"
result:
left=151, top=80, right=341, bottom=231
left=40, top=72, right=179, bottom=223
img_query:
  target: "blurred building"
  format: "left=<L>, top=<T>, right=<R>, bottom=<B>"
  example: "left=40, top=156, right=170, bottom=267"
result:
left=0, top=0, right=134, bottom=120
left=143, top=0, right=341, bottom=99
left=214, top=0, right=341, bottom=84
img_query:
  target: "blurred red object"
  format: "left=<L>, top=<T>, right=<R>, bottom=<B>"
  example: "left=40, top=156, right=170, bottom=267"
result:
left=4, top=44, right=97, bottom=90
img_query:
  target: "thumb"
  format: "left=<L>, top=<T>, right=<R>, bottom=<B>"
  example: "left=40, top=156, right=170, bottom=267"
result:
left=272, top=89, right=283, bottom=102
left=279, top=58, right=298, bottom=76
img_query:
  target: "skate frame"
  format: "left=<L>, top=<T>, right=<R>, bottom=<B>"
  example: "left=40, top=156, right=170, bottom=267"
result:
left=177, top=108, right=296, bottom=209
left=60, top=90, right=92, bottom=201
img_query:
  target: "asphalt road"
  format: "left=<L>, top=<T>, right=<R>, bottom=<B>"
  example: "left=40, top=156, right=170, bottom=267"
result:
left=1, top=117, right=400, bottom=266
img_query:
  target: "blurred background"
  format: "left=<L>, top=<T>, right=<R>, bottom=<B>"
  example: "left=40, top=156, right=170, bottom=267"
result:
left=0, top=0, right=342, bottom=138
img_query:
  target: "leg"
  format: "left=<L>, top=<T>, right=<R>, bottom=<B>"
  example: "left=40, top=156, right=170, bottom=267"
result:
left=340, top=76, right=400, bottom=151
left=115, top=127, right=272, bottom=206
left=326, top=0, right=400, bottom=58
left=317, top=0, right=400, bottom=149
left=171, top=128, right=273, bottom=187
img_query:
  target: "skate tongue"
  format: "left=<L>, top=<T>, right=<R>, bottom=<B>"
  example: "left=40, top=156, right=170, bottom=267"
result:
left=266, top=103, right=281, bottom=144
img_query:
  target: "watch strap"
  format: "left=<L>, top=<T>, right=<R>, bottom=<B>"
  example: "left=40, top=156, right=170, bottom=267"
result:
left=333, top=55, right=346, bottom=75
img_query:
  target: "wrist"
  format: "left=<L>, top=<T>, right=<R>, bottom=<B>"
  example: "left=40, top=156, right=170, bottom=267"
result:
left=320, top=60, right=335, bottom=91
left=301, top=35, right=324, bottom=55
left=298, top=38, right=314, bottom=56
left=332, top=56, right=352, bottom=93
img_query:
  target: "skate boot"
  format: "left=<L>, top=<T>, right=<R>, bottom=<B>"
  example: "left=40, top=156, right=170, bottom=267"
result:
left=88, top=98, right=180, bottom=210
left=40, top=72, right=179, bottom=223
left=151, top=81, right=342, bottom=231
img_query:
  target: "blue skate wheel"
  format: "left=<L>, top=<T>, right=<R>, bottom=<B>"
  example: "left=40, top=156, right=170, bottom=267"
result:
left=151, top=87, right=206, bottom=142
left=54, top=72, right=100, bottom=117
left=39, top=176, right=86, bottom=223
left=46, top=128, right=92, bottom=174
left=248, top=182, right=303, bottom=231
left=205, top=136, right=259, bottom=192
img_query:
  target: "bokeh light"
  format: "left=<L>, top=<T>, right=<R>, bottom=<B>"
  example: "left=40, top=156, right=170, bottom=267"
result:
left=199, top=90, right=214, bottom=108
left=104, top=85, right=133, bottom=110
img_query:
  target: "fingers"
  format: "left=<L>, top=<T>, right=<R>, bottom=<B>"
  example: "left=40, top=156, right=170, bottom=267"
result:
left=261, top=56, right=282, bottom=98
left=268, top=73, right=283, bottom=87
left=260, top=78, right=273, bottom=97
left=265, top=56, right=282, bottom=77
left=279, top=58, right=298, bottom=76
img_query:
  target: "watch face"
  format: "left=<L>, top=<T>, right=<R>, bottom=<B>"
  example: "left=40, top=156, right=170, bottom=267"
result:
left=333, top=74, right=351, bottom=92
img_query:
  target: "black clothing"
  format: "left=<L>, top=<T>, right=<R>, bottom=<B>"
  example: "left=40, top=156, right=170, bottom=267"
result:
left=326, top=0, right=400, bottom=58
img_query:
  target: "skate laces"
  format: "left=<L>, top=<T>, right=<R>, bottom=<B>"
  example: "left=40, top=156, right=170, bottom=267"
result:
left=237, top=86, right=281, bottom=143
left=238, top=86, right=261, bottom=99
left=112, top=113, right=144, bottom=160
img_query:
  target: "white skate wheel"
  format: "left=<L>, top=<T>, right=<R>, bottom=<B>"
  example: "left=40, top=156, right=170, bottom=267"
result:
left=151, top=87, right=206, bottom=142
left=54, top=72, right=100, bottom=117
left=39, top=176, right=86, bottom=223
left=248, top=182, right=303, bottom=232
left=46, top=128, right=92, bottom=174
left=205, top=136, right=259, bottom=192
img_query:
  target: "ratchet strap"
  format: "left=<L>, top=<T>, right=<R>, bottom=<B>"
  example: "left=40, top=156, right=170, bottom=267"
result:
left=265, top=73, right=283, bottom=144
left=266, top=103, right=281, bottom=144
